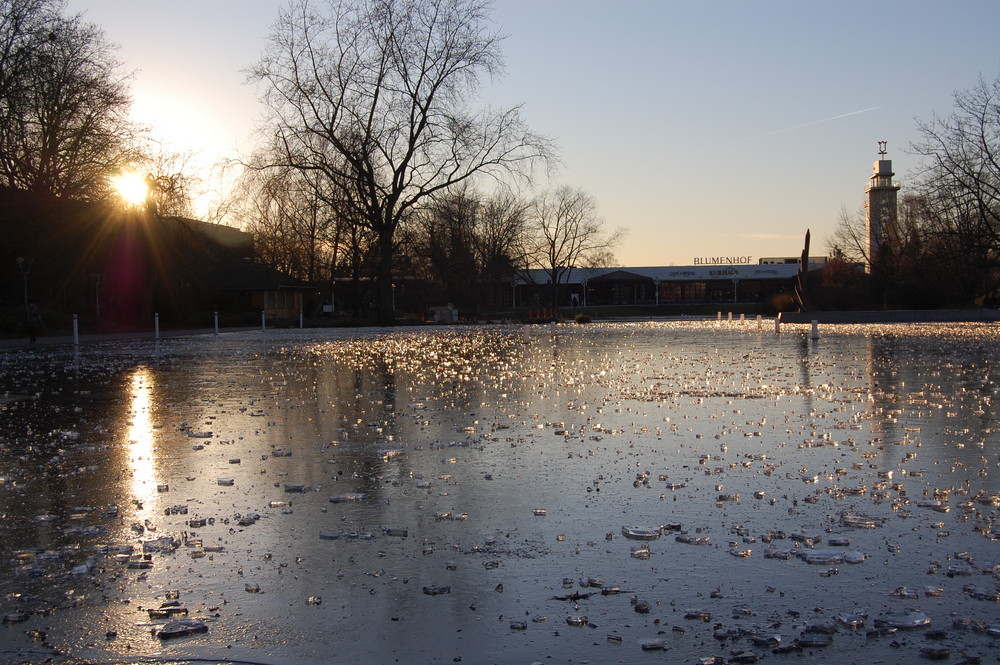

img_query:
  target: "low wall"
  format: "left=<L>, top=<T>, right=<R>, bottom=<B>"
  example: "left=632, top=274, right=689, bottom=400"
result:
left=778, top=309, right=1000, bottom=324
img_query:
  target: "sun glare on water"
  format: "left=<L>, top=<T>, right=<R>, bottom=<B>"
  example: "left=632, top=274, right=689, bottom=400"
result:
left=112, top=171, right=149, bottom=207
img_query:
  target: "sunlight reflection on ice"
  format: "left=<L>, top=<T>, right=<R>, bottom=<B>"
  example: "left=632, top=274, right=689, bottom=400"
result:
left=127, top=366, right=159, bottom=509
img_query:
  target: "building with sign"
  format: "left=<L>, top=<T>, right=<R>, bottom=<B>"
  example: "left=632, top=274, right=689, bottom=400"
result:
left=513, top=258, right=829, bottom=309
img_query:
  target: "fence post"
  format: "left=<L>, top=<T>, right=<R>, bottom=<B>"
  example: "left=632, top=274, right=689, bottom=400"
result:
left=214, top=311, right=219, bottom=335
left=154, top=313, right=160, bottom=339
left=73, top=314, right=79, bottom=345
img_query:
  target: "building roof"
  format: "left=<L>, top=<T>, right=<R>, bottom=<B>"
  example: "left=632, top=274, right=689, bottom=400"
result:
left=517, top=263, right=804, bottom=284
left=588, top=269, right=655, bottom=283
left=204, top=258, right=312, bottom=291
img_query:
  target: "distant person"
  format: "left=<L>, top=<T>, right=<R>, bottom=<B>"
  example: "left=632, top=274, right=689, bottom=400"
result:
left=24, top=303, right=41, bottom=343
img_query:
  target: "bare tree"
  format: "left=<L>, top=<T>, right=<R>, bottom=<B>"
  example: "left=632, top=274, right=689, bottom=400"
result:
left=908, top=187, right=1000, bottom=305
left=249, top=0, right=553, bottom=323
left=909, top=72, right=1000, bottom=304
left=475, top=190, right=526, bottom=306
left=126, top=142, right=204, bottom=218
left=0, top=0, right=56, bottom=106
left=234, top=136, right=384, bottom=310
left=236, top=160, right=336, bottom=282
left=912, top=73, right=1000, bottom=248
left=0, top=0, right=137, bottom=199
left=520, top=185, right=623, bottom=310
left=825, top=205, right=869, bottom=264
left=411, top=186, right=480, bottom=308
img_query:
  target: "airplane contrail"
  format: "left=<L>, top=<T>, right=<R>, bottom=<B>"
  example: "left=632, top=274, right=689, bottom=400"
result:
left=715, top=106, right=882, bottom=148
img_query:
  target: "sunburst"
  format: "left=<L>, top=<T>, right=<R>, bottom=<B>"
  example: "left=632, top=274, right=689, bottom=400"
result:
left=111, top=171, right=150, bottom=207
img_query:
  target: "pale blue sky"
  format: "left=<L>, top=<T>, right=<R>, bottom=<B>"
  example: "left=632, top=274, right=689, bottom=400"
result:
left=69, top=0, right=1000, bottom=266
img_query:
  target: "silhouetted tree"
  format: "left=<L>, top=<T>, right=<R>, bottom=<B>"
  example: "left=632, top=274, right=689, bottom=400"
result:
left=234, top=140, right=381, bottom=319
left=410, top=187, right=480, bottom=309
left=237, top=161, right=336, bottom=282
left=0, top=0, right=137, bottom=199
left=402, top=185, right=527, bottom=312
left=474, top=191, right=527, bottom=307
left=827, top=193, right=933, bottom=308
left=907, top=189, right=1000, bottom=306
left=250, top=0, right=553, bottom=323
left=912, top=73, right=1000, bottom=247
left=910, top=71, right=1000, bottom=304
left=127, top=143, right=202, bottom=218
left=519, top=186, right=623, bottom=311
left=826, top=205, right=868, bottom=266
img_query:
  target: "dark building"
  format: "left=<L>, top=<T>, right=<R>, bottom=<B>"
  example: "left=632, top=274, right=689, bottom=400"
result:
left=1, top=186, right=309, bottom=330
left=513, top=262, right=819, bottom=310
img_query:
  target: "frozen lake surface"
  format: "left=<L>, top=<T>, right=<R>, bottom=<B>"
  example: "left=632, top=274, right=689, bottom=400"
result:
left=0, top=321, right=997, bottom=665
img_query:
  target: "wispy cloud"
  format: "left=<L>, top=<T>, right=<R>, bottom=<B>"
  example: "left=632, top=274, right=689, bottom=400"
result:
left=735, top=233, right=802, bottom=240
left=715, top=106, right=882, bottom=149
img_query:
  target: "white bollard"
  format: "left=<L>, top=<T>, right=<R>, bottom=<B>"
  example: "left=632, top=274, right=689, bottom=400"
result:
left=261, top=311, right=266, bottom=331
left=728, top=312, right=733, bottom=322
left=717, top=312, right=722, bottom=321
left=756, top=314, right=762, bottom=330
left=522, top=324, right=530, bottom=344
left=811, top=320, right=819, bottom=340
left=73, top=314, right=79, bottom=345
left=739, top=313, right=745, bottom=324
left=299, top=309, right=304, bottom=329
left=154, top=313, right=160, bottom=339
left=774, top=317, right=781, bottom=335
left=214, top=311, right=219, bottom=335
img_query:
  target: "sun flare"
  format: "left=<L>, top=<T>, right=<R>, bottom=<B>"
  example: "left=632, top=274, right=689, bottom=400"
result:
left=112, top=171, right=150, bottom=207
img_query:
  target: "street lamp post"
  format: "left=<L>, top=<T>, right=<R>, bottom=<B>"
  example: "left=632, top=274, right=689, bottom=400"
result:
left=16, top=257, right=31, bottom=308
left=93, top=272, right=101, bottom=318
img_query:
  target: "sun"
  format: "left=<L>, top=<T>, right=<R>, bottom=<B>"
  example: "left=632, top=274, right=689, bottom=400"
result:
left=111, top=171, right=150, bottom=207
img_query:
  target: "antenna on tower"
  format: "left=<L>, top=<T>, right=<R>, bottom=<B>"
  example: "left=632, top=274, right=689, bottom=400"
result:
left=877, top=140, right=888, bottom=158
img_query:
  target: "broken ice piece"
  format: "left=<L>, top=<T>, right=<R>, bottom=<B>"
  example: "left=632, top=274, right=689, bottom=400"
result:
left=875, top=609, right=931, bottom=629
left=156, top=618, right=208, bottom=639
left=622, top=526, right=661, bottom=540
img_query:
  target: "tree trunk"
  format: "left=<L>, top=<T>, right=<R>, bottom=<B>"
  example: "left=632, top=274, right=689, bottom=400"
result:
left=549, top=269, right=560, bottom=314
left=377, top=231, right=395, bottom=325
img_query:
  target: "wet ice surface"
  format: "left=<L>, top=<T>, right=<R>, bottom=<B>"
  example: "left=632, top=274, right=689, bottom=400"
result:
left=1, top=321, right=998, bottom=665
